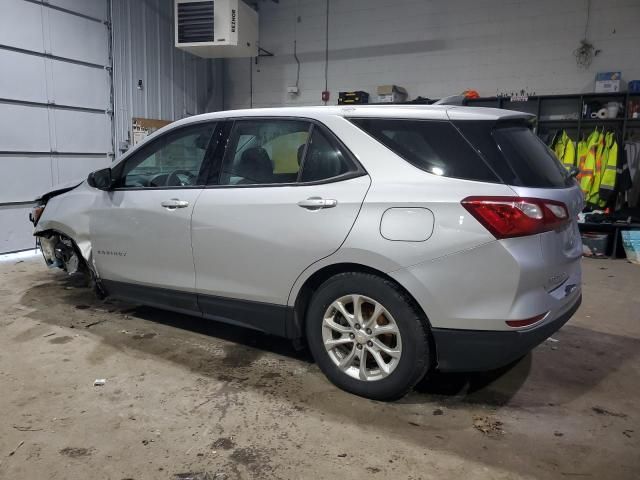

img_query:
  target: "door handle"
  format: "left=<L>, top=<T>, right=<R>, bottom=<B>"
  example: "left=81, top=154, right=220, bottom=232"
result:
left=161, top=198, right=190, bottom=209
left=297, top=197, right=338, bottom=210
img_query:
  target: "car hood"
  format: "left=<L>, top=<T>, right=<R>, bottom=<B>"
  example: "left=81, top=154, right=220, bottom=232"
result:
left=35, top=178, right=85, bottom=203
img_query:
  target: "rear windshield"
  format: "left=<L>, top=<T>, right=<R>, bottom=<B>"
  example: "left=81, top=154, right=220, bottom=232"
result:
left=455, top=121, right=573, bottom=188
left=350, top=118, right=499, bottom=183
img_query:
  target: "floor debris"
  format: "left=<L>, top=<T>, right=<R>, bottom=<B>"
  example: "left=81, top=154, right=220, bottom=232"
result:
left=473, top=415, right=504, bottom=437
left=592, top=406, right=628, bottom=418
left=93, top=379, right=106, bottom=387
left=59, top=447, right=92, bottom=458
left=85, top=319, right=107, bottom=328
left=8, top=440, right=24, bottom=457
left=173, top=473, right=216, bottom=480
left=211, top=437, right=235, bottom=450
left=12, top=425, right=42, bottom=432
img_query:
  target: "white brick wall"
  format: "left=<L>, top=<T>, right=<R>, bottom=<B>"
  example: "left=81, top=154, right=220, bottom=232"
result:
left=223, top=0, right=640, bottom=109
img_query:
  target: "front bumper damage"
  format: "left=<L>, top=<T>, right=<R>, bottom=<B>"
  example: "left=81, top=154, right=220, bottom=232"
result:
left=38, top=233, right=82, bottom=274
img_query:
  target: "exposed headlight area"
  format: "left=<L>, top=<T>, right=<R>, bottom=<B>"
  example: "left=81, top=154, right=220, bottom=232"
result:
left=29, top=204, right=45, bottom=226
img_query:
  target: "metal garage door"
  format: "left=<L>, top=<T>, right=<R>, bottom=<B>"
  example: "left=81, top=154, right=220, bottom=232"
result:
left=0, top=0, right=113, bottom=253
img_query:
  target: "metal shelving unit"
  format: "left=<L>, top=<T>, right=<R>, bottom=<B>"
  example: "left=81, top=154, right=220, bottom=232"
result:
left=464, top=91, right=640, bottom=141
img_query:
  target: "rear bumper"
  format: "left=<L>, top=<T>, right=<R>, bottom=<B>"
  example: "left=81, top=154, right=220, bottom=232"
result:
left=432, top=294, right=581, bottom=372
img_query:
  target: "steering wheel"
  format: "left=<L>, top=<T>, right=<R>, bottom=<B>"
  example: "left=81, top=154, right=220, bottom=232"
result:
left=166, top=169, right=196, bottom=186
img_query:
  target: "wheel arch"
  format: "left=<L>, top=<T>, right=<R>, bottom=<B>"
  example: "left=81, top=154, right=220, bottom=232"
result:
left=288, top=262, right=436, bottom=361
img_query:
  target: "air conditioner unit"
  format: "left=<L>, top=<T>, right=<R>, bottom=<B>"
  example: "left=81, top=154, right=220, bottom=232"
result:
left=174, top=0, right=258, bottom=58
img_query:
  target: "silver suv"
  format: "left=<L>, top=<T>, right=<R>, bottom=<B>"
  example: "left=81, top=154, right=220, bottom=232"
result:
left=31, top=106, right=583, bottom=400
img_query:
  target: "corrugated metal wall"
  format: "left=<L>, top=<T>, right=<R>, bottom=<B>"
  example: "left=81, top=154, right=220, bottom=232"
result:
left=110, top=0, right=219, bottom=154
left=0, top=0, right=113, bottom=253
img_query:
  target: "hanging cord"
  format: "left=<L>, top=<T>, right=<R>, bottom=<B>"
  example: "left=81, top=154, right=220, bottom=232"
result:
left=574, top=0, right=600, bottom=68
left=249, top=57, right=253, bottom=108
left=324, top=0, right=329, bottom=104
left=293, top=1, right=300, bottom=91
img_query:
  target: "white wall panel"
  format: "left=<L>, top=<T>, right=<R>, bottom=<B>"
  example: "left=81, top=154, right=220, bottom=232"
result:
left=0, top=50, right=47, bottom=103
left=224, top=0, right=640, bottom=108
left=0, top=104, right=50, bottom=152
left=0, top=156, right=53, bottom=204
left=53, top=156, right=111, bottom=185
left=0, top=0, right=113, bottom=252
left=50, top=60, right=111, bottom=109
left=48, top=0, right=108, bottom=21
left=53, top=110, right=112, bottom=154
left=0, top=206, right=35, bottom=253
left=0, top=0, right=44, bottom=52
left=47, top=8, right=109, bottom=65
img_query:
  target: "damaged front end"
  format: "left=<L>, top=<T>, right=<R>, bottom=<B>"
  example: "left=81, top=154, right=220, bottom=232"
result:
left=30, top=179, right=107, bottom=298
left=38, top=233, right=82, bottom=274
left=36, top=230, right=107, bottom=299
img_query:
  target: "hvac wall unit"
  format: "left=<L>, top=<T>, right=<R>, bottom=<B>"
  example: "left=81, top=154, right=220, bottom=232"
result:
left=175, top=0, right=258, bottom=58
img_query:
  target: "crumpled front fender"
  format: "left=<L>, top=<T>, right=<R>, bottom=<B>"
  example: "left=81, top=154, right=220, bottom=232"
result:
left=34, top=182, right=97, bottom=276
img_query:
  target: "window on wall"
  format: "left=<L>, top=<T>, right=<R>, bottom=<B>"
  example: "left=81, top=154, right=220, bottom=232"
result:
left=220, top=120, right=311, bottom=185
left=116, top=123, right=216, bottom=188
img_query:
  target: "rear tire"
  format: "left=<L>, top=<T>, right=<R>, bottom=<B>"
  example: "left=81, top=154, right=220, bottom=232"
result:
left=305, top=272, right=431, bottom=401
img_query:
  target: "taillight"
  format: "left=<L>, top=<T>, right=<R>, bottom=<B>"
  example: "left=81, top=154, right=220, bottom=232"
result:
left=461, top=196, right=569, bottom=239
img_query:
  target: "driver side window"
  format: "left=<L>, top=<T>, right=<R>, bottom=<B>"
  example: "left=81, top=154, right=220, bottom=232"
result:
left=117, top=123, right=216, bottom=188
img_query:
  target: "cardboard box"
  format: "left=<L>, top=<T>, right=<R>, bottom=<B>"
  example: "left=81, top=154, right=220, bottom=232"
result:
left=376, top=85, right=408, bottom=103
left=595, top=72, right=622, bottom=93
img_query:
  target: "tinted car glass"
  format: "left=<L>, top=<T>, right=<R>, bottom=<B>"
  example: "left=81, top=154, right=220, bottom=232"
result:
left=492, top=126, right=572, bottom=188
left=117, top=123, right=216, bottom=188
left=220, top=120, right=310, bottom=185
left=299, top=127, right=355, bottom=182
left=351, top=118, right=499, bottom=182
left=454, top=121, right=573, bottom=188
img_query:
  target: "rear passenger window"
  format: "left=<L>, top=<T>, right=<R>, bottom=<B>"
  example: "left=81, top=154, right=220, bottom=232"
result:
left=220, top=120, right=310, bottom=185
left=350, top=118, right=499, bottom=182
left=299, top=127, right=355, bottom=182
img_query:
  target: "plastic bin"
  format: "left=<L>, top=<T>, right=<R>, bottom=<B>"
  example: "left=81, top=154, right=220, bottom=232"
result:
left=581, top=232, right=609, bottom=257
left=621, top=230, right=640, bottom=264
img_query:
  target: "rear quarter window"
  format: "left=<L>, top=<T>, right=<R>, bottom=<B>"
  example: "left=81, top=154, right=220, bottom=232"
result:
left=350, top=118, right=499, bottom=183
left=454, top=121, right=573, bottom=188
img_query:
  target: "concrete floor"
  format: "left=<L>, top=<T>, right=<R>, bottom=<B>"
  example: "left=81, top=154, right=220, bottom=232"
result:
left=0, top=256, right=638, bottom=480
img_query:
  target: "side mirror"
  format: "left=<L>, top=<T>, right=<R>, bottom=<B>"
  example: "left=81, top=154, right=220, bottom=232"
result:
left=88, top=168, right=114, bottom=190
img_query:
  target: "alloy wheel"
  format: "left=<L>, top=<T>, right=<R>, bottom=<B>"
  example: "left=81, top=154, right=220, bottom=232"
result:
left=321, top=294, right=402, bottom=381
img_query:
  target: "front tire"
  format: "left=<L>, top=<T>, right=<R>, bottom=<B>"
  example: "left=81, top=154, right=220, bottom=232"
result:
left=305, top=272, right=431, bottom=401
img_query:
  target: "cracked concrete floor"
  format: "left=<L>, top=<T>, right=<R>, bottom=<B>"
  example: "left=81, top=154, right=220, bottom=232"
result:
left=0, top=256, right=638, bottom=479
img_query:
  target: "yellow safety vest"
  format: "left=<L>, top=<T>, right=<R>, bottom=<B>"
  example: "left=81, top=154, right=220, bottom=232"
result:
left=579, top=130, right=600, bottom=199
left=554, top=131, right=576, bottom=171
left=577, top=137, right=588, bottom=173
left=598, top=132, right=618, bottom=207
left=587, top=131, right=607, bottom=206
